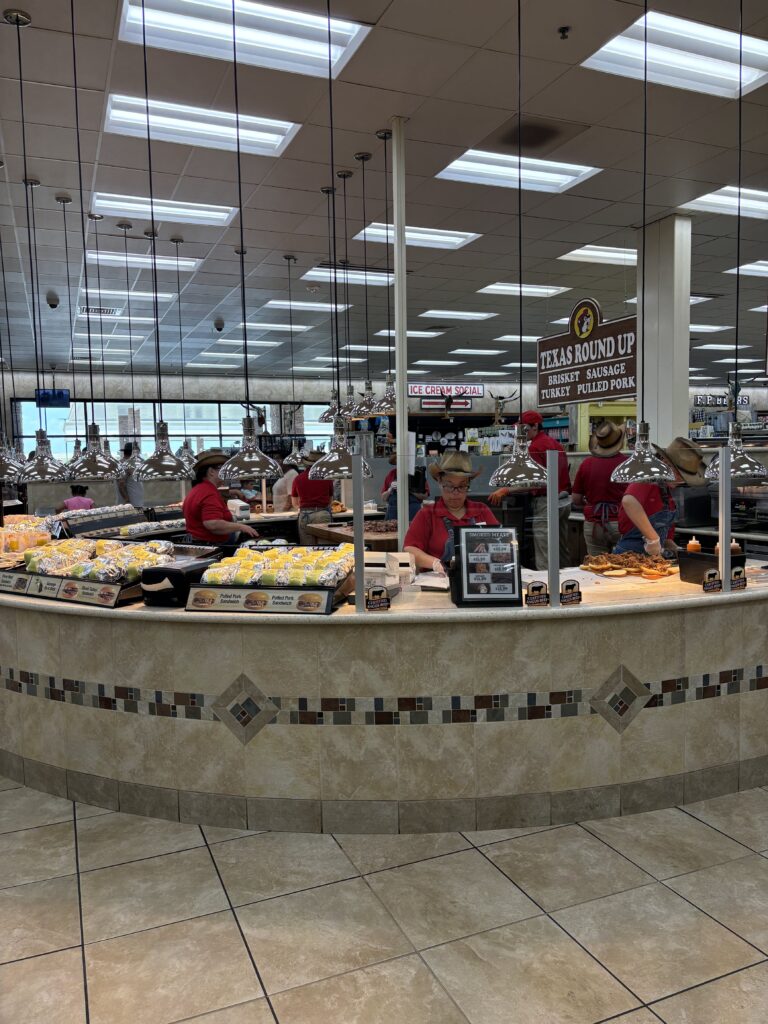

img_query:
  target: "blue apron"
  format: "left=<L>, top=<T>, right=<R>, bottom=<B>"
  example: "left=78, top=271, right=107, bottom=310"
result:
left=613, top=497, right=678, bottom=555
left=386, top=489, right=422, bottom=522
left=440, top=515, right=477, bottom=566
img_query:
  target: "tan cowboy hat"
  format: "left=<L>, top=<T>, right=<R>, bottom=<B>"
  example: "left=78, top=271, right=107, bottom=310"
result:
left=193, top=449, right=228, bottom=473
left=656, top=437, right=707, bottom=487
left=428, top=450, right=480, bottom=481
left=589, top=420, right=626, bottom=458
left=299, top=449, right=324, bottom=468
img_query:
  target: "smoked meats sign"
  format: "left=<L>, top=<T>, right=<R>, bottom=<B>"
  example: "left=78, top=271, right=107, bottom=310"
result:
left=537, top=299, right=637, bottom=408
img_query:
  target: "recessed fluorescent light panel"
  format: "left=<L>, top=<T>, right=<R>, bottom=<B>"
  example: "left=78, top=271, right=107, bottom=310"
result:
left=342, top=345, right=390, bottom=352
left=751, top=305, right=768, bottom=313
left=414, top=360, right=464, bottom=366
left=119, top=0, right=369, bottom=78
left=495, top=335, right=540, bottom=342
left=294, top=366, right=333, bottom=372
left=374, top=329, right=444, bottom=338
left=71, top=359, right=126, bottom=366
left=450, top=349, right=506, bottom=356
left=242, top=322, right=311, bottom=332
left=419, top=309, right=497, bottom=320
left=105, top=94, right=299, bottom=156
left=582, top=12, right=768, bottom=98
left=74, top=332, right=144, bottom=341
left=77, top=313, right=155, bottom=323
left=407, top=370, right=428, bottom=374
left=725, top=261, right=768, bottom=277
left=436, top=151, right=601, bottom=193
left=302, top=266, right=394, bottom=287
left=86, top=251, right=201, bottom=271
left=92, top=193, right=236, bottom=226
left=187, top=362, right=241, bottom=369
left=503, top=362, right=537, bottom=368
left=354, top=223, right=481, bottom=250
left=694, top=344, right=749, bottom=350
left=263, top=300, right=350, bottom=312
left=626, top=295, right=711, bottom=304
left=690, top=324, right=732, bottom=333
left=689, top=376, right=716, bottom=381
left=216, top=339, right=282, bottom=347
left=465, top=371, right=509, bottom=376
left=478, top=283, right=571, bottom=298
left=559, top=245, right=636, bottom=266
left=81, top=289, right=175, bottom=302
left=713, top=358, right=762, bottom=364
left=313, top=356, right=365, bottom=363
left=681, top=186, right=768, bottom=220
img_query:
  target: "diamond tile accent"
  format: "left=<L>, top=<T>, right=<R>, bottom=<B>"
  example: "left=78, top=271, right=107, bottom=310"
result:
left=590, top=665, right=651, bottom=734
left=212, top=674, right=279, bottom=745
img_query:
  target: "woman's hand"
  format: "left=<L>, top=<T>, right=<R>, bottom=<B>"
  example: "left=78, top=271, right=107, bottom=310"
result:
left=431, top=557, right=446, bottom=575
left=239, top=524, right=260, bottom=539
left=643, top=535, right=662, bottom=557
left=488, top=488, right=508, bottom=506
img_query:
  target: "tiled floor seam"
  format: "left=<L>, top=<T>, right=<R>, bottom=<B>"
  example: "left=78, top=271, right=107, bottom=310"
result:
left=676, top=801, right=765, bottom=851
left=0, top=943, right=82, bottom=968
left=645, top=958, right=768, bottom=1011
left=472, top=839, right=647, bottom=1007
left=72, top=803, right=92, bottom=1024
left=199, top=826, right=281, bottom=1024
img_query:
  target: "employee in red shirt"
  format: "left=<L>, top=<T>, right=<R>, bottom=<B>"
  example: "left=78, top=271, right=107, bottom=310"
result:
left=571, top=421, right=628, bottom=555
left=489, top=410, right=571, bottom=569
left=381, top=452, right=429, bottom=522
left=614, top=437, right=706, bottom=555
left=182, top=450, right=259, bottom=545
left=291, top=450, right=334, bottom=545
left=404, top=450, right=499, bottom=573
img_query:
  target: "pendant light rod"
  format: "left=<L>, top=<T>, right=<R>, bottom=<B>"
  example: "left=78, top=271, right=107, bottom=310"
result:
left=69, top=0, right=96, bottom=425
left=283, top=254, right=298, bottom=412
left=0, top=231, right=14, bottom=437
left=89, top=213, right=108, bottom=426
left=0, top=236, right=9, bottom=439
left=639, top=0, right=648, bottom=423
left=171, top=237, right=189, bottom=438
left=139, top=0, right=164, bottom=417
left=734, top=0, right=743, bottom=401
left=354, top=152, right=372, bottom=382
left=338, top=169, right=353, bottom=388
left=515, top=0, right=524, bottom=415
left=230, top=0, right=250, bottom=408
left=28, top=180, right=46, bottom=401
left=57, top=194, right=79, bottom=443
left=119, top=222, right=138, bottom=440
left=326, top=0, right=343, bottom=402
left=321, top=185, right=340, bottom=396
left=376, top=128, right=393, bottom=374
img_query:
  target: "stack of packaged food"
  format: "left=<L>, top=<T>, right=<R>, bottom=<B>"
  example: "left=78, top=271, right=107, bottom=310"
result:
left=200, top=544, right=355, bottom=588
left=0, top=516, right=51, bottom=556
left=24, top=538, right=175, bottom=583
left=119, top=519, right=186, bottom=537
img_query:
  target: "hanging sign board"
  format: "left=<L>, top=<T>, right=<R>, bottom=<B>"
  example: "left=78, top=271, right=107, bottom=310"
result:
left=537, top=298, right=637, bottom=408
left=420, top=397, right=473, bottom=411
left=408, top=383, right=484, bottom=398
left=693, top=394, right=749, bottom=407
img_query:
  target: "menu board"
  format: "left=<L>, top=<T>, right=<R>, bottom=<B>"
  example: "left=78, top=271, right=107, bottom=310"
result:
left=452, top=527, right=522, bottom=606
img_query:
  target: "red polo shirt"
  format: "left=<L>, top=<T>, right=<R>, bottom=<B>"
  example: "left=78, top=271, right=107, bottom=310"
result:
left=528, top=431, right=571, bottom=497
left=572, top=454, right=627, bottom=522
left=618, top=483, right=676, bottom=539
left=404, top=497, right=499, bottom=562
left=182, top=480, right=233, bottom=543
left=291, top=470, right=333, bottom=510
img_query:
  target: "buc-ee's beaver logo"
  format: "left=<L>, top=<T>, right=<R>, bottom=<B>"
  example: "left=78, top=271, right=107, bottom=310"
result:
left=573, top=305, right=595, bottom=339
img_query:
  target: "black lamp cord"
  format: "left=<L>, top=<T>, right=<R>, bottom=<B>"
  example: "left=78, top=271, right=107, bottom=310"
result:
left=28, top=187, right=46, bottom=414
left=0, top=231, right=15, bottom=439
left=323, top=187, right=339, bottom=395
left=359, top=156, right=371, bottom=381
left=516, top=0, right=523, bottom=417
left=0, top=233, right=8, bottom=439
left=340, top=172, right=352, bottom=389
left=91, top=217, right=108, bottom=425
left=60, top=200, right=79, bottom=440
left=70, top=0, right=96, bottom=425
left=140, top=0, right=163, bottom=420
left=326, top=0, right=342, bottom=409
left=639, top=0, right=648, bottom=425
left=173, top=240, right=188, bottom=438
left=121, top=226, right=138, bottom=438
left=382, top=133, right=392, bottom=374
left=734, top=0, right=743, bottom=402
left=286, top=255, right=297, bottom=410
left=230, top=0, right=250, bottom=410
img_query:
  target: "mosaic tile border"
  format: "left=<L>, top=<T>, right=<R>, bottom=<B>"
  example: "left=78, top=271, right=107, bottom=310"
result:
left=3, top=664, right=768, bottom=726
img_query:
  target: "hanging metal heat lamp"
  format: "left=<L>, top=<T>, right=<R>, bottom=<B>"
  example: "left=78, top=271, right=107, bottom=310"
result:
left=309, top=416, right=372, bottom=481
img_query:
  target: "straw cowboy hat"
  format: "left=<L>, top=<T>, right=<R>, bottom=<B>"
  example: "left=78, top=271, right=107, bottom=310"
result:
left=299, top=449, right=324, bottom=468
left=193, top=449, right=228, bottom=473
left=428, top=450, right=480, bottom=481
left=589, top=420, right=626, bottom=458
left=656, top=437, right=707, bottom=487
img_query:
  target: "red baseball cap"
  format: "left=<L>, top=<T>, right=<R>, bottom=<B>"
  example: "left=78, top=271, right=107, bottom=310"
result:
left=520, top=410, right=543, bottom=426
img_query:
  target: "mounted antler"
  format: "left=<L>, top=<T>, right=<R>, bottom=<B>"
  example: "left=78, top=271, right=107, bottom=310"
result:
left=489, top=389, right=519, bottom=425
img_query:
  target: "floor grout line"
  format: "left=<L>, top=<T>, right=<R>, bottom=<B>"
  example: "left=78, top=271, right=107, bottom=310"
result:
left=72, top=802, right=91, bottom=1024
left=676, top=800, right=766, bottom=852
left=0, top=943, right=82, bottom=969
left=198, top=825, right=281, bottom=1024
left=646, top=957, right=768, bottom=1011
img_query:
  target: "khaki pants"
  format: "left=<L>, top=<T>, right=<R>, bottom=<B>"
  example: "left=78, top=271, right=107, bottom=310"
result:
left=583, top=519, right=620, bottom=556
left=297, top=508, right=331, bottom=546
left=531, top=496, right=571, bottom=570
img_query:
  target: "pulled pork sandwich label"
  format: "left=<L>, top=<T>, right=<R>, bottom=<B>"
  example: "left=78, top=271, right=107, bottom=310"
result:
left=537, top=298, right=637, bottom=408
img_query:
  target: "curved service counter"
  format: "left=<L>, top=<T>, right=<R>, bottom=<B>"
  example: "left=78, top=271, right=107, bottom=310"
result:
left=1, top=574, right=767, bottom=835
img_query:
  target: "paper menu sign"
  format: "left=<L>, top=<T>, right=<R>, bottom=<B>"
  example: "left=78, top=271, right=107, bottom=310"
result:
left=186, top=586, right=333, bottom=614
left=459, top=528, right=520, bottom=601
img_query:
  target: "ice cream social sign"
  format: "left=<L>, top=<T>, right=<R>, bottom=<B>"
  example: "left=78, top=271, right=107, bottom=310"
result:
left=537, top=298, right=637, bottom=407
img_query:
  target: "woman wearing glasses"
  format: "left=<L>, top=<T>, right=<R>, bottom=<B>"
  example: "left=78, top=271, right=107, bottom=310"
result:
left=404, top=451, right=499, bottom=574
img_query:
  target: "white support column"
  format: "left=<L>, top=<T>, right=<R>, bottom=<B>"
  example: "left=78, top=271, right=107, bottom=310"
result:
left=637, top=214, right=691, bottom=445
left=391, top=116, right=409, bottom=547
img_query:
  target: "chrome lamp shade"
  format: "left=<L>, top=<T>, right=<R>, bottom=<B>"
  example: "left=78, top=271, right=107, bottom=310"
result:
left=218, top=417, right=282, bottom=483
left=373, top=372, right=396, bottom=415
left=179, top=439, right=197, bottom=473
left=488, top=424, right=548, bottom=490
left=308, top=422, right=372, bottom=480
left=705, top=421, right=768, bottom=483
left=68, top=424, right=120, bottom=481
left=0, top=436, right=23, bottom=483
left=17, top=429, right=69, bottom=483
left=135, top=422, right=191, bottom=481
left=610, top=421, right=675, bottom=485
left=283, top=442, right=304, bottom=468
left=338, top=384, right=357, bottom=419
left=349, top=379, right=377, bottom=420
left=318, top=389, right=339, bottom=424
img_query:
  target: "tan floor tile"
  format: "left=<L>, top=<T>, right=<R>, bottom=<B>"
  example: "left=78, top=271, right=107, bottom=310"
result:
left=202, top=826, right=265, bottom=845
left=485, top=825, right=654, bottom=911
left=583, top=807, right=750, bottom=879
left=0, top=820, right=75, bottom=888
left=0, top=874, right=80, bottom=964
left=212, top=832, right=357, bottom=906
left=608, top=1014, right=661, bottom=1023
left=653, top=962, right=768, bottom=1023
left=554, top=884, right=762, bottom=1003
left=77, top=812, right=204, bottom=871
left=86, top=911, right=262, bottom=1024
left=335, top=832, right=471, bottom=874
left=177, top=1000, right=273, bottom=1023
left=665, top=855, right=768, bottom=953
left=0, top=787, right=73, bottom=833
left=366, top=849, right=539, bottom=949
left=0, top=775, right=21, bottom=792
left=0, top=947, right=86, bottom=1024
left=683, top=789, right=768, bottom=852
left=272, top=955, right=467, bottom=1024
left=237, top=877, right=412, bottom=994
left=81, top=847, right=228, bottom=943
left=462, top=826, right=554, bottom=847
left=423, top=915, right=638, bottom=1024
left=76, top=803, right=113, bottom=820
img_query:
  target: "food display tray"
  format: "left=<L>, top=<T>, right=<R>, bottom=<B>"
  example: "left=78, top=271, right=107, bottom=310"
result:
left=80, top=523, right=188, bottom=540
left=186, top=574, right=353, bottom=615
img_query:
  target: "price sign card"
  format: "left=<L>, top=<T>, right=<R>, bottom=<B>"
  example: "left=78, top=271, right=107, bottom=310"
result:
left=453, top=527, right=522, bottom=606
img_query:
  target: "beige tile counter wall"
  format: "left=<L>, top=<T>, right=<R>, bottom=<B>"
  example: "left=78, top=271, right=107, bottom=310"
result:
left=0, top=582, right=767, bottom=834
